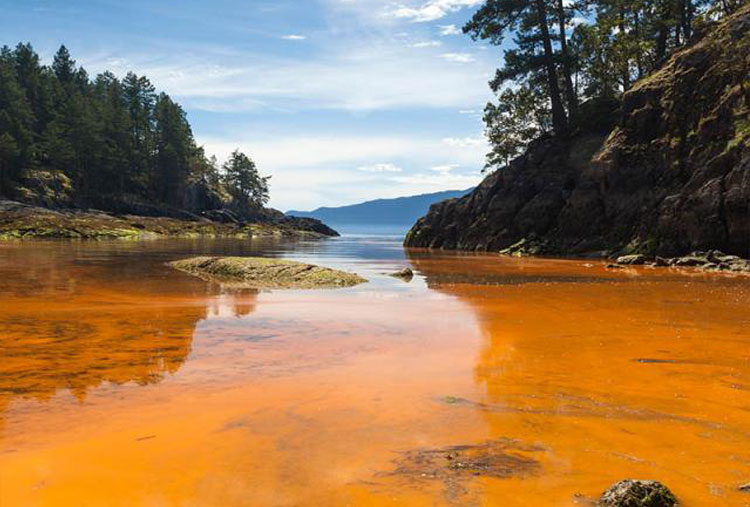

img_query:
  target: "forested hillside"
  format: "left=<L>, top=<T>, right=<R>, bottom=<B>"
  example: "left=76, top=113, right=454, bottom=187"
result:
left=0, top=44, right=268, bottom=218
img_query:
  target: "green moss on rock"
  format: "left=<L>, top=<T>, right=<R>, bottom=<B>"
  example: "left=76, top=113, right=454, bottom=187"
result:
left=168, top=256, right=367, bottom=289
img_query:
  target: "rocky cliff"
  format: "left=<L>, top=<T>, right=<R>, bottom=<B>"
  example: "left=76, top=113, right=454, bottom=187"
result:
left=405, top=6, right=750, bottom=258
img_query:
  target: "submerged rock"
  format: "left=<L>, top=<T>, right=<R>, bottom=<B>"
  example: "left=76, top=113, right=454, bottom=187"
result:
left=169, top=256, right=367, bottom=289
left=616, top=254, right=650, bottom=265
left=598, top=479, right=677, bottom=507
left=389, top=267, right=414, bottom=281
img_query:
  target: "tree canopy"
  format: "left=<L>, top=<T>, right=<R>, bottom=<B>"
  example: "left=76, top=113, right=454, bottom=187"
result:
left=468, top=0, right=743, bottom=172
left=0, top=44, right=269, bottom=217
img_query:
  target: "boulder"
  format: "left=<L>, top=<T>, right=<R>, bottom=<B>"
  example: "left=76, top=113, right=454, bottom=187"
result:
left=671, top=256, right=709, bottom=267
left=617, top=254, right=651, bottom=265
left=389, top=267, right=414, bottom=280
left=598, top=480, right=677, bottom=507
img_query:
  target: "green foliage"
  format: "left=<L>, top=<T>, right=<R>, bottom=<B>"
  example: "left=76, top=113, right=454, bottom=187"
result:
left=465, top=0, right=572, bottom=133
left=0, top=43, right=271, bottom=218
left=223, top=150, right=270, bottom=214
left=467, top=0, right=734, bottom=172
left=483, top=85, right=551, bottom=171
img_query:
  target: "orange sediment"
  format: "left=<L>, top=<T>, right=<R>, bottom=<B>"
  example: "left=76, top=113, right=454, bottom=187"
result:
left=0, top=241, right=749, bottom=505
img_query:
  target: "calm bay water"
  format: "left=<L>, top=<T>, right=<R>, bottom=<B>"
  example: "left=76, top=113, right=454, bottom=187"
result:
left=0, top=234, right=749, bottom=505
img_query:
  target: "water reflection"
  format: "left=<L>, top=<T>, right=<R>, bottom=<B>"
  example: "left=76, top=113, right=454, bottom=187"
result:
left=407, top=249, right=750, bottom=503
left=0, top=241, right=264, bottom=418
left=0, top=304, right=202, bottom=405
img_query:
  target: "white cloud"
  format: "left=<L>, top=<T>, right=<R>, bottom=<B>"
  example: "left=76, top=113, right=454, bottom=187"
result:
left=411, top=40, right=442, bottom=48
left=61, top=0, right=495, bottom=210
left=390, top=171, right=480, bottom=189
left=459, top=109, right=476, bottom=114
left=439, top=24, right=462, bottom=36
left=358, top=163, right=403, bottom=173
left=440, top=52, right=475, bottom=63
left=390, top=0, right=483, bottom=23
left=197, top=134, right=487, bottom=210
left=443, top=136, right=482, bottom=147
left=82, top=40, right=494, bottom=113
left=430, top=164, right=460, bottom=174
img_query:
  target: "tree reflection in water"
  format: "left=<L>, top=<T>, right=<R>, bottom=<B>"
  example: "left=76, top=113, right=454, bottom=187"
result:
left=0, top=241, right=261, bottom=418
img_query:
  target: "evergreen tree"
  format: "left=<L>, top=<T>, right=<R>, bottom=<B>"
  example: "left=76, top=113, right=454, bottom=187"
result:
left=222, top=150, right=270, bottom=214
left=0, top=46, right=34, bottom=191
left=52, top=45, right=76, bottom=84
left=483, top=85, right=551, bottom=171
left=0, top=43, right=272, bottom=214
left=122, top=72, right=156, bottom=194
left=465, top=0, right=570, bottom=134
left=154, top=92, right=194, bottom=205
left=467, top=0, right=731, bottom=173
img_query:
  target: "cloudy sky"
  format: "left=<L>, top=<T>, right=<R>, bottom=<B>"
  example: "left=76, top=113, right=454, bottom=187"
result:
left=2, top=0, right=500, bottom=210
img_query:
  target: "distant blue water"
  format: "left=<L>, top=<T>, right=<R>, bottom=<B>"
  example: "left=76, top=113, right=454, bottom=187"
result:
left=326, top=223, right=412, bottom=238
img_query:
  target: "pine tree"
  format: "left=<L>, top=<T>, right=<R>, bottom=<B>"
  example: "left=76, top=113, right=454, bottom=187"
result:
left=222, top=150, right=270, bottom=214
left=0, top=46, right=34, bottom=191
left=154, top=93, right=195, bottom=205
left=465, top=0, right=570, bottom=134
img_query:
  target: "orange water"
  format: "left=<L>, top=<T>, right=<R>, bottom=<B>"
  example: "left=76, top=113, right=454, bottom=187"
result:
left=0, top=239, right=749, bottom=506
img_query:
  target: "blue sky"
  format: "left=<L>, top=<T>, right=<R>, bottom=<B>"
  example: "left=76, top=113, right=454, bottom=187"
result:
left=2, top=0, right=500, bottom=210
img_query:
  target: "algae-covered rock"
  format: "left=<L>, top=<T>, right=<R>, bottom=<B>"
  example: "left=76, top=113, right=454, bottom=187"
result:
left=389, top=267, right=414, bottom=281
left=169, top=256, right=367, bottom=289
left=0, top=199, right=339, bottom=240
left=598, top=479, right=677, bottom=507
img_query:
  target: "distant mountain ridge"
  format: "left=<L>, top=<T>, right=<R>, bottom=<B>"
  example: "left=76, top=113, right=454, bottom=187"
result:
left=287, top=188, right=474, bottom=226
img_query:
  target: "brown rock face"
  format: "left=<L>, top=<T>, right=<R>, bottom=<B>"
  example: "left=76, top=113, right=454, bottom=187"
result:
left=405, top=6, right=750, bottom=258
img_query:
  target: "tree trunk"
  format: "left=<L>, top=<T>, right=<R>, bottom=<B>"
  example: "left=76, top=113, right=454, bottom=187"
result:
left=655, top=0, right=672, bottom=62
left=619, top=4, right=630, bottom=90
left=556, top=0, right=578, bottom=125
left=634, top=9, right=644, bottom=79
left=534, top=0, right=568, bottom=134
left=681, top=0, right=693, bottom=42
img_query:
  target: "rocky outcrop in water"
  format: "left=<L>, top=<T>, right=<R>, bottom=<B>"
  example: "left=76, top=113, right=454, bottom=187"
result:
left=598, top=479, right=677, bottom=507
left=405, top=6, right=750, bottom=259
left=169, top=256, right=367, bottom=289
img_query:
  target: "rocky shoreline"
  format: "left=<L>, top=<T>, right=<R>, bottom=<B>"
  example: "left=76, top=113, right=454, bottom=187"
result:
left=404, top=7, right=750, bottom=261
left=495, top=238, right=750, bottom=273
left=0, top=200, right=339, bottom=240
left=610, top=250, right=750, bottom=272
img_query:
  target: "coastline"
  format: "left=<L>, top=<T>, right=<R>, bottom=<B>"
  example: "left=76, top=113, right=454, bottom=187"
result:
left=0, top=200, right=339, bottom=241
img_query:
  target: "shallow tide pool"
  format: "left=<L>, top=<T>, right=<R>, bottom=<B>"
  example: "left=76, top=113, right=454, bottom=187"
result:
left=0, top=236, right=749, bottom=505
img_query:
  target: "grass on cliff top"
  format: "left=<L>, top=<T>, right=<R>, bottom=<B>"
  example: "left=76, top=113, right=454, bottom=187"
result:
left=169, top=256, right=367, bottom=289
